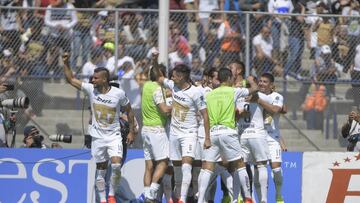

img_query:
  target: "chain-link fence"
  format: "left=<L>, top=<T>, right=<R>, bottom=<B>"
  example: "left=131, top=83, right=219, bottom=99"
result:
left=0, top=5, right=359, bottom=148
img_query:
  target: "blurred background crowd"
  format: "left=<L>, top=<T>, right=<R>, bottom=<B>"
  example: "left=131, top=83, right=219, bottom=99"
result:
left=0, top=0, right=359, bottom=148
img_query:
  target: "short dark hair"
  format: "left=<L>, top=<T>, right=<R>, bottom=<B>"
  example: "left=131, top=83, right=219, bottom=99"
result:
left=206, top=67, right=218, bottom=79
left=149, top=64, right=167, bottom=81
left=218, top=68, right=233, bottom=83
left=261, top=72, right=274, bottom=83
left=94, top=67, right=110, bottom=82
left=173, top=64, right=191, bottom=81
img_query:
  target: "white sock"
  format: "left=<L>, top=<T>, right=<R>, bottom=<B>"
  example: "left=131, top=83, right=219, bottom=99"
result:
left=272, top=167, right=283, bottom=198
left=197, top=169, right=213, bottom=203
left=254, top=167, right=261, bottom=202
left=95, top=169, right=107, bottom=202
left=220, top=168, right=233, bottom=199
left=234, top=167, right=251, bottom=201
left=180, top=163, right=192, bottom=201
left=205, top=171, right=217, bottom=201
left=162, top=174, right=173, bottom=202
left=192, top=166, right=201, bottom=198
left=144, top=186, right=151, bottom=199
left=258, top=165, right=268, bottom=203
left=150, top=182, right=161, bottom=200
left=109, top=163, right=121, bottom=196
left=173, top=166, right=182, bottom=199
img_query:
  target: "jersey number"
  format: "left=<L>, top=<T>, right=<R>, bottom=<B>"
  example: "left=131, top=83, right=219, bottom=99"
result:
left=243, top=104, right=251, bottom=123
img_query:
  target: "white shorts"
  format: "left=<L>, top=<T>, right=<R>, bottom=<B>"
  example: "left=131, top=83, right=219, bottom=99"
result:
left=268, top=139, right=282, bottom=163
left=203, top=132, right=243, bottom=162
left=142, top=126, right=169, bottom=161
left=195, top=125, right=205, bottom=160
left=169, top=134, right=197, bottom=161
left=241, top=137, right=270, bottom=164
left=91, top=136, right=123, bottom=163
left=195, top=136, right=205, bottom=160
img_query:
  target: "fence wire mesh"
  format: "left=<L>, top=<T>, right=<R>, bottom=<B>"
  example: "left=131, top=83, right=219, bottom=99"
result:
left=0, top=3, right=359, bottom=149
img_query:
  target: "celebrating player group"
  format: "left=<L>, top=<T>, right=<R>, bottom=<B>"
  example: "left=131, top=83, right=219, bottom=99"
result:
left=63, top=51, right=287, bottom=203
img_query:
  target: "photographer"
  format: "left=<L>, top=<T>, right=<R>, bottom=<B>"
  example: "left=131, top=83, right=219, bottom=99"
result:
left=341, top=108, right=360, bottom=152
left=22, top=125, right=48, bottom=149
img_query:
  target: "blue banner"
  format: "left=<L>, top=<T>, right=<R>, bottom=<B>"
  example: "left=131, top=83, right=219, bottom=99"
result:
left=0, top=149, right=94, bottom=203
left=0, top=149, right=302, bottom=203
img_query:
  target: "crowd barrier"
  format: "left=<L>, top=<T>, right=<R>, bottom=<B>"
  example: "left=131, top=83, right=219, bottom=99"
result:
left=0, top=149, right=359, bottom=203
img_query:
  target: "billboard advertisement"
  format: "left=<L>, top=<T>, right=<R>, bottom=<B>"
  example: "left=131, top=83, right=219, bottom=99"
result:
left=302, top=152, right=360, bottom=203
left=0, top=149, right=95, bottom=203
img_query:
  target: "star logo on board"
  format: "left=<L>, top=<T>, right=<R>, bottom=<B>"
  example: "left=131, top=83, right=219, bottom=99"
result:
left=332, top=161, right=340, bottom=167
left=330, top=153, right=360, bottom=168
left=355, top=153, right=360, bottom=161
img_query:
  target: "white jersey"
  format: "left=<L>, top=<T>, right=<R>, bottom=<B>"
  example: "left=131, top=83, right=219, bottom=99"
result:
left=82, top=83, right=129, bottom=139
left=237, top=92, right=272, bottom=139
left=163, top=79, right=207, bottom=136
left=264, top=92, right=284, bottom=142
left=197, top=85, right=212, bottom=138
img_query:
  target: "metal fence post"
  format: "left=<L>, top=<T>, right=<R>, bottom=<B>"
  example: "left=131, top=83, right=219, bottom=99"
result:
left=115, top=10, right=119, bottom=74
left=245, top=12, right=250, bottom=77
left=159, top=0, right=169, bottom=69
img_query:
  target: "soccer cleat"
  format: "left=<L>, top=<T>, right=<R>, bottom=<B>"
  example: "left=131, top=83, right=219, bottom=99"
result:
left=244, top=198, right=254, bottom=203
left=107, top=195, right=116, bottom=203
left=221, top=193, right=232, bottom=203
left=276, top=196, right=285, bottom=203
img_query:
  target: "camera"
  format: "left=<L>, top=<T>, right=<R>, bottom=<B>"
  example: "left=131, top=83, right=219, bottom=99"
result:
left=0, top=97, right=29, bottom=109
left=30, top=135, right=44, bottom=148
left=49, top=134, right=72, bottom=143
left=3, top=84, right=14, bottom=91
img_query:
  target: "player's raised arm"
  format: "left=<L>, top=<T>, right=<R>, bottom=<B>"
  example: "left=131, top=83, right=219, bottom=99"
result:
left=151, top=51, right=166, bottom=85
left=63, top=52, right=82, bottom=90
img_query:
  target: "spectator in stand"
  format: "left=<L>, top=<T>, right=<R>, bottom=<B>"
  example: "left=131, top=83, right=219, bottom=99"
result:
left=311, top=45, right=338, bottom=96
left=121, top=11, right=148, bottom=61
left=44, top=0, right=77, bottom=77
left=82, top=47, right=106, bottom=82
left=267, top=0, right=294, bottom=63
left=340, top=0, right=360, bottom=72
left=0, top=50, right=16, bottom=84
left=0, top=0, right=24, bottom=55
left=313, top=2, right=335, bottom=57
left=217, top=14, right=243, bottom=67
left=91, top=11, right=117, bottom=47
left=106, top=43, right=135, bottom=77
left=170, top=0, right=189, bottom=39
left=169, top=26, right=192, bottom=69
left=332, top=25, right=351, bottom=75
left=194, top=0, right=221, bottom=46
left=253, top=25, right=279, bottom=77
left=351, top=44, right=360, bottom=108
left=190, top=57, right=204, bottom=82
left=301, top=84, right=328, bottom=131
left=71, top=2, right=95, bottom=72
left=284, top=0, right=306, bottom=78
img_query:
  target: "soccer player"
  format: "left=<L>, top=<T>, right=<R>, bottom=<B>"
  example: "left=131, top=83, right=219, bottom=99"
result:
left=63, top=53, right=136, bottom=203
left=153, top=53, right=211, bottom=203
left=197, top=68, right=258, bottom=203
left=258, top=73, right=287, bottom=203
left=141, top=62, right=172, bottom=202
left=237, top=79, right=274, bottom=203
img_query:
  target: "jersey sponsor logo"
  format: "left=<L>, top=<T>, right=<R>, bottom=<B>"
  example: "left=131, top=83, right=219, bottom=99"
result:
left=95, top=96, right=114, bottom=104
left=173, top=94, right=186, bottom=102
